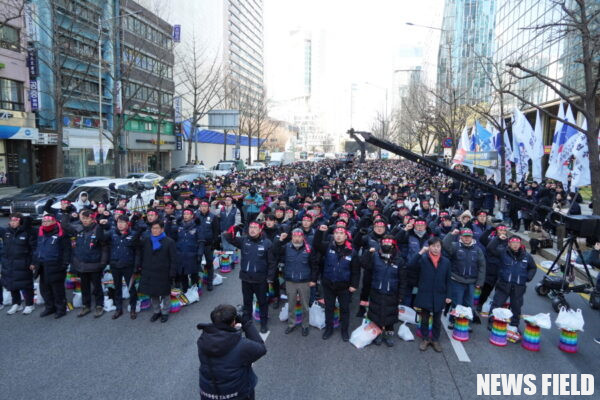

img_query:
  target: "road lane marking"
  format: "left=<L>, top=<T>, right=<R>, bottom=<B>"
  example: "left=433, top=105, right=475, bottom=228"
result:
left=259, top=331, right=270, bottom=342
left=442, top=315, right=471, bottom=363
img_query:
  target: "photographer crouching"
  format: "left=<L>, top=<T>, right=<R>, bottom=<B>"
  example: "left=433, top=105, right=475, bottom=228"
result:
left=197, top=304, right=267, bottom=400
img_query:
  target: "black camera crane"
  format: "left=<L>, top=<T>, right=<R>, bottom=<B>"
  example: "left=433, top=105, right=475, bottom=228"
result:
left=348, top=128, right=600, bottom=310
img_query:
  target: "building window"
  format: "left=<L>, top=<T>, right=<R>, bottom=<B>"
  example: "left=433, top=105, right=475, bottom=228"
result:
left=0, top=24, right=19, bottom=51
left=0, top=78, right=24, bottom=111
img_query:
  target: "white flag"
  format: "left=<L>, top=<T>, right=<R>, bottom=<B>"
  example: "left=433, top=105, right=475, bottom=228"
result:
left=512, top=108, right=534, bottom=181
left=452, top=125, right=470, bottom=165
left=571, top=119, right=591, bottom=188
left=503, top=122, right=513, bottom=180
left=532, top=110, right=544, bottom=181
left=545, top=103, right=565, bottom=179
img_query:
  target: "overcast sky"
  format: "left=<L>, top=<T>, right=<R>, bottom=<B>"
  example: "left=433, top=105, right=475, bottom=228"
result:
left=264, top=0, right=444, bottom=136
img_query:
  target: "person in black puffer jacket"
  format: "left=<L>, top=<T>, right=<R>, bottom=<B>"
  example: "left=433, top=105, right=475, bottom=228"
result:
left=1, top=213, right=37, bottom=315
left=197, top=304, right=266, bottom=400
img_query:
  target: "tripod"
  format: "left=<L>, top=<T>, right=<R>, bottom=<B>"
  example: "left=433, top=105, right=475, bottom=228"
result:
left=535, top=233, right=596, bottom=312
left=131, top=193, right=146, bottom=214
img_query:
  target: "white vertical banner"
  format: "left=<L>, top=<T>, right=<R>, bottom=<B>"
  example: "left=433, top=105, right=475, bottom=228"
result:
left=532, top=110, right=544, bottom=181
left=102, top=143, right=111, bottom=163
left=93, top=145, right=101, bottom=164
left=115, top=81, right=123, bottom=114
left=546, top=103, right=565, bottom=179
left=571, top=119, right=591, bottom=188
left=503, top=124, right=513, bottom=180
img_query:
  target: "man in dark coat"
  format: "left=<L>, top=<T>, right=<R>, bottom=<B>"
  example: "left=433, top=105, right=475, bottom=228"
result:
left=486, top=235, right=537, bottom=331
left=409, top=237, right=452, bottom=352
left=103, top=215, right=140, bottom=320
left=314, top=225, right=360, bottom=342
left=63, top=209, right=108, bottom=318
left=1, top=213, right=37, bottom=315
left=33, top=214, right=70, bottom=318
left=197, top=304, right=267, bottom=400
left=362, top=235, right=406, bottom=347
left=196, top=200, right=220, bottom=291
left=138, top=220, right=177, bottom=323
left=171, top=208, right=203, bottom=292
left=272, top=228, right=319, bottom=336
left=222, top=221, right=277, bottom=333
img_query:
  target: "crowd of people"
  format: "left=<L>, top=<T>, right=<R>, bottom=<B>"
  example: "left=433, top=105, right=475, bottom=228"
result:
left=1, top=157, right=596, bottom=399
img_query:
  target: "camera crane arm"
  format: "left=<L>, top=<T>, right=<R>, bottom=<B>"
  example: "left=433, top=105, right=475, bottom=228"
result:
left=347, top=129, right=554, bottom=218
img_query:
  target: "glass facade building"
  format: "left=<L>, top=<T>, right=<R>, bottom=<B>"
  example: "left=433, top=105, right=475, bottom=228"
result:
left=437, top=0, right=497, bottom=105
left=494, top=0, right=585, bottom=111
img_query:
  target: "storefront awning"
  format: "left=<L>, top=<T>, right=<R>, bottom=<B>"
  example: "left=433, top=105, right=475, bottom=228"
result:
left=0, top=125, right=38, bottom=140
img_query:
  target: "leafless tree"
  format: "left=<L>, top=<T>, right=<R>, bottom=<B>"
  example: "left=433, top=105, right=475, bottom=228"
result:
left=29, top=0, right=107, bottom=177
left=177, top=32, right=227, bottom=164
left=0, top=0, right=24, bottom=31
left=392, top=80, right=438, bottom=155
left=467, top=55, right=516, bottom=184
left=503, top=0, right=600, bottom=213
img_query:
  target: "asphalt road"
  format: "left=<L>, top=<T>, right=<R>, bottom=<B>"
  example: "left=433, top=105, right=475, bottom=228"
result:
left=0, top=209, right=599, bottom=399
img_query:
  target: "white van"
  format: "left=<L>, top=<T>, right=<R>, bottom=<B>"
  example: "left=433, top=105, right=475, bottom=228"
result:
left=52, top=178, right=156, bottom=212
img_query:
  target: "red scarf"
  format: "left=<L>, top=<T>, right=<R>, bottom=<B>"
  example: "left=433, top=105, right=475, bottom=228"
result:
left=39, top=222, right=63, bottom=237
left=429, top=252, right=440, bottom=268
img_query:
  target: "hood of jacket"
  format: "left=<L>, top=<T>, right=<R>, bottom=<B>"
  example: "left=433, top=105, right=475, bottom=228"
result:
left=196, top=323, right=242, bottom=357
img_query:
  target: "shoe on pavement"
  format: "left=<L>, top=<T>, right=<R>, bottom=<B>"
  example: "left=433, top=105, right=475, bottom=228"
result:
left=112, top=310, right=123, bottom=320
left=260, top=324, right=268, bottom=334
left=273, top=299, right=280, bottom=309
left=54, top=311, right=66, bottom=319
left=302, top=327, right=309, bottom=337
left=284, top=326, right=295, bottom=334
left=447, top=322, right=455, bottom=330
left=94, top=306, right=104, bottom=318
left=150, top=313, right=161, bottom=322
left=40, top=308, right=56, bottom=318
left=432, top=341, right=442, bottom=353
left=383, top=331, right=395, bottom=347
left=78, top=307, right=91, bottom=317
left=419, top=340, right=430, bottom=351
left=7, top=304, right=23, bottom=315
left=130, top=310, right=137, bottom=320
left=341, top=330, right=350, bottom=342
left=594, top=337, right=600, bottom=345
left=160, top=314, right=169, bottom=323
left=322, top=328, right=333, bottom=340
left=22, top=305, right=35, bottom=315
left=207, top=282, right=213, bottom=292
left=373, top=334, right=383, bottom=346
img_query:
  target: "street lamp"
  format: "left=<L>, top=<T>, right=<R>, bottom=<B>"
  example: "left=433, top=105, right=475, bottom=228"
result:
left=98, top=11, right=141, bottom=166
left=405, top=22, right=444, bottom=31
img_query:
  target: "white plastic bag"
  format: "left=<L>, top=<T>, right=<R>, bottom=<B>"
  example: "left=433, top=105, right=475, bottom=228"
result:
left=2, top=288, right=11, bottom=305
left=350, top=319, right=382, bottom=349
left=524, top=313, right=552, bottom=329
left=309, top=301, right=326, bottom=329
left=450, top=305, right=473, bottom=320
left=72, top=292, right=82, bottom=308
left=103, top=296, right=116, bottom=312
left=481, top=297, right=492, bottom=314
left=397, top=322, right=415, bottom=341
left=213, top=273, right=224, bottom=286
left=398, top=305, right=417, bottom=324
left=127, top=301, right=141, bottom=313
left=555, top=307, right=585, bottom=331
left=34, top=282, right=45, bottom=305
left=185, top=285, right=200, bottom=304
left=122, top=285, right=130, bottom=299
left=279, top=302, right=289, bottom=322
left=491, top=307, right=513, bottom=322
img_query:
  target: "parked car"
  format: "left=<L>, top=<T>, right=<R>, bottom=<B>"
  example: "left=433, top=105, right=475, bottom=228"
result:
left=0, top=182, right=44, bottom=215
left=53, top=179, right=156, bottom=213
left=246, top=162, right=267, bottom=170
left=160, top=169, right=213, bottom=186
left=126, top=172, right=164, bottom=183
left=210, top=160, right=246, bottom=176
left=10, top=177, right=110, bottom=220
